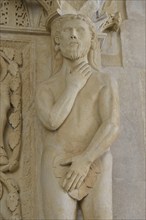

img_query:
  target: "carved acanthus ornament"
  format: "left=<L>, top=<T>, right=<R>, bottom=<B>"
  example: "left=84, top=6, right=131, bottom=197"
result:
left=0, top=48, right=22, bottom=220
left=36, top=0, right=122, bottom=33
left=0, top=0, right=30, bottom=27
left=96, top=0, right=122, bottom=33
left=0, top=0, right=122, bottom=36
left=97, top=12, right=122, bottom=33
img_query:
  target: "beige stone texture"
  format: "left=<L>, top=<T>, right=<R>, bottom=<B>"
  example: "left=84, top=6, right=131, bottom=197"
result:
left=0, top=0, right=145, bottom=220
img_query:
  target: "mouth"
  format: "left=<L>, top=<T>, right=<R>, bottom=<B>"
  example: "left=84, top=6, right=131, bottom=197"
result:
left=69, top=42, right=79, bottom=46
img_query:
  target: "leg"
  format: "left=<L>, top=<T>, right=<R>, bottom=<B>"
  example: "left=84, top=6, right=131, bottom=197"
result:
left=41, top=149, right=77, bottom=220
left=80, top=150, right=113, bottom=220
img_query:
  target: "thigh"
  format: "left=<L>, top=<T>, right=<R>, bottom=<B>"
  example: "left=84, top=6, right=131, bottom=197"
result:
left=41, top=149, right=77, bottom=220
left=80, top=150, right=113, bottom=220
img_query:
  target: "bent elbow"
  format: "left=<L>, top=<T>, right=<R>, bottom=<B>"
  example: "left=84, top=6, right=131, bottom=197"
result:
left=38, top=115, right=58, bottom=131
left=46, top=116, right=60, bottom=131
left=47, top=122, right=58, bottom=131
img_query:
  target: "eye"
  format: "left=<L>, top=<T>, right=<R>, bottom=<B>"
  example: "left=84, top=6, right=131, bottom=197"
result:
left=77, top=27, right=85, bottom=33
left=63, top=27, right=71, bottom=33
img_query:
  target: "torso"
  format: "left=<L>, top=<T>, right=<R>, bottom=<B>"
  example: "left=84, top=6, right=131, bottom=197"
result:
left=43, top=69, right=108, bottom=155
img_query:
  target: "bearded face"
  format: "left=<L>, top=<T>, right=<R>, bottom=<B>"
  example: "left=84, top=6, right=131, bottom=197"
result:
left=56, top=19, right=92, bottom=60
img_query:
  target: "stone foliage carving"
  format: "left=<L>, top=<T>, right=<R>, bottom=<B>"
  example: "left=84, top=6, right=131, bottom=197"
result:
left=0, top=48, right=22, bottom=219
left=15, top=0, right=30, bottom=27
left=0, top=37, right=38, bottom=220
left=96, top=0, right=123, bottom=66
left=98, top=12, right=122, bottom=33
left=96, top=0, right=123, bottom=31
left=0, top=0, right=30, bottom=27
left=36, top=1, right=120, bottom=219
left=0, top=0, right=10, bottom=25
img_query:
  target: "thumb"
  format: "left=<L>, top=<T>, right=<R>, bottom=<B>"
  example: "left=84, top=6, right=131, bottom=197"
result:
left=60, top=158, right=72, bottom=166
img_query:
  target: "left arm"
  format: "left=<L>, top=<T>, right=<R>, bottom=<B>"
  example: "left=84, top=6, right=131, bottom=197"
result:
left=82, top=77, right=120, bottom=163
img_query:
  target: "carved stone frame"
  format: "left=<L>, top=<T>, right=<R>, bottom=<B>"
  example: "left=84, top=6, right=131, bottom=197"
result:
left=0, top=37, right=37, bottom=220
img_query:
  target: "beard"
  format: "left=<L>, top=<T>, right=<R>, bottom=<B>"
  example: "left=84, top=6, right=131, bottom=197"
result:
left=60, top=43, right=90, bottom=60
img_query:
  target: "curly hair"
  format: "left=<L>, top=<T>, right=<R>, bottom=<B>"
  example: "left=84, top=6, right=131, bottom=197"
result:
left=50, top=14, right=96, bottom=41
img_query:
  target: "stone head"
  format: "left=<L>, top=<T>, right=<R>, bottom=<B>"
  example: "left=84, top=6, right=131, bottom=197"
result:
left=51, top=14, right=97, bottom=60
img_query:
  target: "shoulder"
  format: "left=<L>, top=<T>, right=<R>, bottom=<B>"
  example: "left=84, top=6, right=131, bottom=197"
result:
left=91, top=69, right=109, bottom=85
left=91, top=70, right=118, bottom=96
left=94, top=70, right=117, bottom=88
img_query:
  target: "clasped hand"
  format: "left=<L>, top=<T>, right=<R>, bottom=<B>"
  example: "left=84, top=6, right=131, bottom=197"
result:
left=60, top=154, right=91, bottom=192
left=66, top=62, right=92, bottom=90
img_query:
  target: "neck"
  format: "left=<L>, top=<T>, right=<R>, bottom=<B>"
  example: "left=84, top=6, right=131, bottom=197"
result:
left=62, top=56, right=88, bottom=73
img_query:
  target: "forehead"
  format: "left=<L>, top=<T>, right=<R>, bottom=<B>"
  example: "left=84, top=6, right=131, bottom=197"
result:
left=61, top=18, right=90, bottom=30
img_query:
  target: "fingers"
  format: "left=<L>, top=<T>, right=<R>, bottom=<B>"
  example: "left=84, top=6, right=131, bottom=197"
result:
left=62, top=170, right=73, bottom=187
left=73, top=62, right=90, bottom=74
left=68, top=62, right=91, bottom=89
left=76, top=176, right=84, bottom=189
left=77, top=63, right=91, bottom=78
left=78, top=63, right=89, bottom=72
left=70, top=174, right=82, bottom=191
left=82, top=69, right=92, bottom=77
left=75, top=61, right=87, bottom=71
left=63, top=172, right=85, bottom=192
left=63, top=172, right=77, bottom=191
left=66, top=170, right=74, bottom=179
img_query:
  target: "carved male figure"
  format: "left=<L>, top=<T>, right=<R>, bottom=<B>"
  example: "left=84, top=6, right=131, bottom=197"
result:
left=36, top=14, right=119, bottom=220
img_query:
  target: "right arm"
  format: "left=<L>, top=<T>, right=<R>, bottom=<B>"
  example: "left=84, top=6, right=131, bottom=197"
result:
left=36, top=84, right=79, bottom=131
left=36, top=62, right=91, bottom=131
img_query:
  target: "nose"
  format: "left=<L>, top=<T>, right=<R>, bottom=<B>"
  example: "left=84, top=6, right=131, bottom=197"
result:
left=70, top=28, right=77, bottom=39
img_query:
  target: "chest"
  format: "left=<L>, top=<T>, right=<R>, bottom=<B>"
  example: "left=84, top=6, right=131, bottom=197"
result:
left=52, top=74, right=102, bottom=106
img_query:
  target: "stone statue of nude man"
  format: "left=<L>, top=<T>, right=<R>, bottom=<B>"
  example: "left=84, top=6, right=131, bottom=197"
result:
left=36, top=14, right=119, bottom=220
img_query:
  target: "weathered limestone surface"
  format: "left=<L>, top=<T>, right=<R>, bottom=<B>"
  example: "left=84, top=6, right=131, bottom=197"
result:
left=0, top=0, right=145, bottom=219
left=108, top=69, right=145, bottom=220
left=121, top=20, right=145, bottom=69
